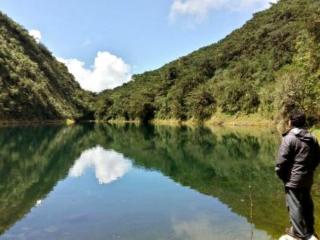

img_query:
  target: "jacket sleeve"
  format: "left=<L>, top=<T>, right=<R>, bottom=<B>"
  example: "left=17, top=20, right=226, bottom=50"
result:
left=276, top=136, right=292, bottom=181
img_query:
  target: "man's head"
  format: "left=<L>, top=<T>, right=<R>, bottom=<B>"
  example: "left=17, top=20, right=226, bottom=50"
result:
left=289, top=109, right=306, bottom=128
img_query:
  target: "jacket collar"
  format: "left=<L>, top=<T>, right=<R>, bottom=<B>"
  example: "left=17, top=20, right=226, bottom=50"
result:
left=282, top=127, right=305, bottom=137
left=282, top=128, right=292, bottom=137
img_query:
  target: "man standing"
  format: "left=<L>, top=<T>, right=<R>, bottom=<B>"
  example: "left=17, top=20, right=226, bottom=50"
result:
left=277, top=110, right=320, bottom=240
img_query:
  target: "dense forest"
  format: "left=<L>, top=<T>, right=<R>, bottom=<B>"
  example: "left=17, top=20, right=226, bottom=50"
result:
left=0, top=13, right=94, bottom=122
left=0, top=0, right=320, bottom=125
left=96, top=0, right=320, bottom=124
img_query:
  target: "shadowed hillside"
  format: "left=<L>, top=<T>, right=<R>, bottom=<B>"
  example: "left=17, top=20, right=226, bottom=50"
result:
left=0, top=13, right=94, bottom=122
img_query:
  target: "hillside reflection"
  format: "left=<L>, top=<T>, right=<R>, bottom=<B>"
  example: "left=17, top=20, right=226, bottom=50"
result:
left=0, top=124, right=319, bottom=238
left=0, top=125, right=95, bottom=234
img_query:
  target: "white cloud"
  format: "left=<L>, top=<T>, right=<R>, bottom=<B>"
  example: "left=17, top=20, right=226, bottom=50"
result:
left=58, top=51, right=131, bottom=92
left=28, top=29, right=42, bottom=43
left=69, top=146, right=132, bottom=184
left=170, top=0, right=278, bottom=21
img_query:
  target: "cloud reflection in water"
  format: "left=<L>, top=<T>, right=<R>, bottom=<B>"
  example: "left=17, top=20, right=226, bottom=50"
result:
left=69, top=146, right=132, bottom=184
left=173, top=216, right=270, bottom=240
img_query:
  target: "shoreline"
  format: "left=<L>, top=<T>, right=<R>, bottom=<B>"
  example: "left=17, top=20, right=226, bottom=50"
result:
left=2, top=117, right=320, bottom=139
left=104, top=113, right=276, bottom=128
left=0, top=119, right=78, bottom=127
left=0, top=114, right=276, bottom=128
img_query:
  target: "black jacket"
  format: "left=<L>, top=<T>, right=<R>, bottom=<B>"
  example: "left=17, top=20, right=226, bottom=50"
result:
left=276, top=128, right=320, bottom=188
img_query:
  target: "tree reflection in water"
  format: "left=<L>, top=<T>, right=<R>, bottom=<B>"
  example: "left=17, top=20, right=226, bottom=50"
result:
left=0, top=124, right=319, bottom=239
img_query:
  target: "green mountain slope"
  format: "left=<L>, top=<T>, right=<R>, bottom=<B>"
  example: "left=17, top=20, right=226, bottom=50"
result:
left=0, top=13, right=94, bottom=122
left=97, top=0, right=320, bottom=124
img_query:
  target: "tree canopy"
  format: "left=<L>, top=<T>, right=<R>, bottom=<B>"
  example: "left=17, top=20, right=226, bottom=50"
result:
left=97, top=0, right=320, bottom=124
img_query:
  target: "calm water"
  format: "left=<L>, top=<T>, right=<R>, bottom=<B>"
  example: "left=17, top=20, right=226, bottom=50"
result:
left=0, top=124, right=319, bottom=240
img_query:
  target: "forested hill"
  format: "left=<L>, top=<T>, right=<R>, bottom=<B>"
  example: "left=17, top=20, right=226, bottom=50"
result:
left=97, top=0, right=320, bottom=124
left=1, top=0, right=320, bottom=124
left=0, top=13, right=93, bottom=122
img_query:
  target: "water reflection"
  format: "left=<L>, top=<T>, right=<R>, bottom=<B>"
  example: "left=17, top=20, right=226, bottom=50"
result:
left=96, top=125, right=288, bottom=237
left=172, top=215, right=269, bottom=240
left=0, top=125, right=90, bottom=235
left=0, top=124, right=319, bottom=239
left=69, top=146, right=132, bottom=184
left=173, top=216, right=218, bottom=240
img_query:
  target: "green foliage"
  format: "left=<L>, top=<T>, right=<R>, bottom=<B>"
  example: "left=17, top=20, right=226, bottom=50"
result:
left=273, top=30, right=320, bottom=124
left=0, top=12, right=94, bottom=121
left=97, top=0, right=320, bottom=123
left=2, top=0, right=320, bottom=123
left=213, top=73, right=260, bottom=114
left=185, top=86, right=216, bottom=120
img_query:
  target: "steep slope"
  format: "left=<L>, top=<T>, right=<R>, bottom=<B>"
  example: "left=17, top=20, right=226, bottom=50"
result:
left=97, top=0, right=320, bottom=124
left=0, top=12, right=94, bottom=122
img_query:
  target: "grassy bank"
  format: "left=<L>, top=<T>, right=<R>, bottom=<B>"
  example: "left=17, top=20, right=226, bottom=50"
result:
left=3, top=116, right=320, bottom=141
left=104, top=113, right=275, bottom=127
left=205, top=112, right=274, bottom=127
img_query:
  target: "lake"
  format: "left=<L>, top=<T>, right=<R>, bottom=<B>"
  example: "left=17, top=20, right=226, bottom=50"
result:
left=0, top=124, right=319, bottom=240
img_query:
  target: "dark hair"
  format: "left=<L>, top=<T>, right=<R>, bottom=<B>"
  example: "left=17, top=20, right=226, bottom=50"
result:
left=289, top=109, right=306, bottom=128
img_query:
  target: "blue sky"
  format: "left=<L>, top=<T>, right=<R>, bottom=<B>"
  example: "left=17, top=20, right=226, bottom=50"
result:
left=0, top=0, right=276, bottom=92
